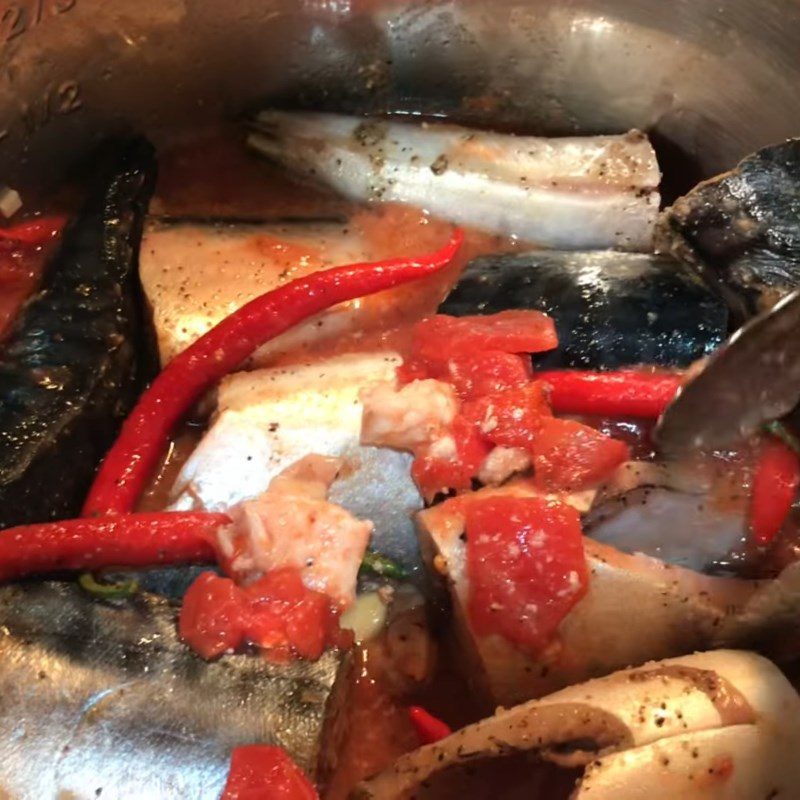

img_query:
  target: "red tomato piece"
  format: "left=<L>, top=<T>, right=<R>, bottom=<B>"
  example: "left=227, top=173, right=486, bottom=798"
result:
left=445, top=350, right=532, bottom=400
left=749, top=437, right=800, bottom=547
left=178, top=572, right=250, bottom=660
left=465, top=496, right=588, bottom=653
left=222, top=745, right=319, bottom=800
left=531, top=417, right=630, bottom=491
left=244, top=568, right=343, bottom=662
left=180, top=569, right=343, bottom=662
left=403, top=311, right=557, bottom=379
left=411, top=414, right=492, bottom=499
left=463, top=382, right=552, bottom=451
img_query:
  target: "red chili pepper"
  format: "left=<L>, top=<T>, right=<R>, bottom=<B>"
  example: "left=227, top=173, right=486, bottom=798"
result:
left=222, top=745, right=319, bottom=800
left=538, top=369, right=682, bottom=418
left=408, top=706, right=452, bottom=745
left=748, top=437, right=800, bottom=547
left=83, top=231, right=464, bottom=516
left=0, top=512, right=228, bottom=583
left=0, top=215, right=67, bottom=244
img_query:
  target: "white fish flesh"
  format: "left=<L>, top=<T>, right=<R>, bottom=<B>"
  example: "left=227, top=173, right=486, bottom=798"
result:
left=248, top=111, right=661, bottom=250
left=139, top=217, right=371, bottom=365
left=585, top=460, right=748, bottom=573
left=219, top=455, right=373, bottom=607
left=170, top=352, right=425, bottom=576
left=418, top=480, right=800, bottom=706
left=354, top=649, right=800, bottom=800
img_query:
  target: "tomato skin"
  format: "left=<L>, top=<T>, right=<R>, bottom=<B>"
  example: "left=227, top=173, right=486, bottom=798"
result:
left=411, top=415, right=492, bottom=499
left=222, top=745, right=319, bottom=800
left=463, top=382, right=552, bottom=451
left=178, top=572, right=249, bottom=660
left=465, top=496, right=588, bottom=654
left=531, top=417, right=630, bottom=491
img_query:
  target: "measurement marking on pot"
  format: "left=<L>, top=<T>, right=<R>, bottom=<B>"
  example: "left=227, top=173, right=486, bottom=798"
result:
left=0, top=0, right=76, bottom=45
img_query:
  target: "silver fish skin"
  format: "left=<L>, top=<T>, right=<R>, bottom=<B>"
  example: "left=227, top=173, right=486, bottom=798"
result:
left=170, top=352, right=425, bottom=580
left=0, top=582, right=350, bottom=799
left=248, top=112, right=661, bottom=250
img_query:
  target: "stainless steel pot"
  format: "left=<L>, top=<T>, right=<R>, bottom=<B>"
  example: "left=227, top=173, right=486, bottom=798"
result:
left=2, top=0, right=800, bottom=195
left=1, top=2, right=800, bottom=798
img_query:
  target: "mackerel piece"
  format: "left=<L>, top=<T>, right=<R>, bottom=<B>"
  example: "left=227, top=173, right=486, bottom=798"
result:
left=0, top=582, right=350, bottom=799
left=249, top=111, right=661, bottom=250
left=0, top=139, right=155, bottom=528
left=440, top=250, right=727, bottom=369
left=170, top=352, right=425, bottom=580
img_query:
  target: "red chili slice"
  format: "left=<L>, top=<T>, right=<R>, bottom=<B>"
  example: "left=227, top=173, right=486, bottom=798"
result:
left=749, top=437, right=800, bottom=547
left=530, top=417, right=630, bottom=491
left=538, top=369, right=682, bottom=419
left=465, top=495, right=588, bottom=654
left=222, top=745, right=319, bottom=800
left=408, top=706, right=452, bottom=745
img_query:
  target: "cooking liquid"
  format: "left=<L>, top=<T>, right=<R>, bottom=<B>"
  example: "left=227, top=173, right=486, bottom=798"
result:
left=143, top=127, right=535, bottom=796
left=139, top=126, right=800, bottom=796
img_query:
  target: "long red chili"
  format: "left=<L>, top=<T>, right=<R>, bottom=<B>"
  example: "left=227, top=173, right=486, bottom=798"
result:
left=538, top=369, right=683, bottom=419
left=83, top=231, right=464, bottom=516
left=0, top=512, right=229, bottom=583
left=748, top=437, right=800, bottom=548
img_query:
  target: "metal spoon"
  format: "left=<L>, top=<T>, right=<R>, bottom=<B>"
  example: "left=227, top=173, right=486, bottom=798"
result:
left=655, top=289, right=800, bottom=456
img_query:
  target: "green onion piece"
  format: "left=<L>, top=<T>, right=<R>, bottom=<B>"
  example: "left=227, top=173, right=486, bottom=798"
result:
left=764, top=420, right=800, bottom=455
left=78, top=572, right=139, bottom=600
left=359, top=551, right=407, bottom=580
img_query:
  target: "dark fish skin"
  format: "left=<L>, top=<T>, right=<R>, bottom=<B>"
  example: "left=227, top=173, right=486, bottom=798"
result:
left=0, top=139, right=156, bottom=528
left=0, top=581, right=351, bottom=799
left=440, top=251, right=727, bottom=369
left=657, top=139, right=800, bottom=321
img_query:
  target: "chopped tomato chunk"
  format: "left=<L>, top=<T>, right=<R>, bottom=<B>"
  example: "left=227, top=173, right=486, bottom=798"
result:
left=463, top=381, right=552, bottom=451
left=531, top=417, right=630, bottom=491
left=178, top=572, right=249, bottom=660
left=402, top=311, right=557, bottom=380
left=222, top=745, right=319, bottom=800
left=465, top=496, right=588, bottom=654
left=411, top=414, right=491, bottom=499
left=245, top=569, right=342, bottom=662
left=444, top=350, right=532, bottom=400
left=179, top=569, right=344, bottom=662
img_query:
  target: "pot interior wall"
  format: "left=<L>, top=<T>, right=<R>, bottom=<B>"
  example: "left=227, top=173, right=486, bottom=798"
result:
left=1, top=0, right=799, bottom=193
